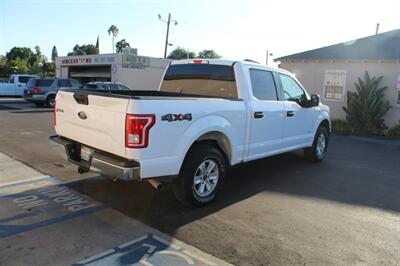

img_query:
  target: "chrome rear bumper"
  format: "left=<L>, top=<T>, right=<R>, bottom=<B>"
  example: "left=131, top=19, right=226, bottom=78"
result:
left=50, top=135, right=140, bottom=181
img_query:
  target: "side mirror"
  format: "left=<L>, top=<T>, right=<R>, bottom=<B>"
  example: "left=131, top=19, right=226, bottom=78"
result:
left=310, top=94, right=320, bottom=107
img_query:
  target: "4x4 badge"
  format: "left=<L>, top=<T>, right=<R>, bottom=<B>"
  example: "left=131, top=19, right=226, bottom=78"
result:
left=161, top=113, right=192, bottom=122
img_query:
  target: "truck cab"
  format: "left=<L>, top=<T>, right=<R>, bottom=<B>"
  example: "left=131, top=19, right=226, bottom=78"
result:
left=0, top=74, right=39, bottom=96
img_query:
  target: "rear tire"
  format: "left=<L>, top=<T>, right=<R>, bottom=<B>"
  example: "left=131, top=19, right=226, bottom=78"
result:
left=173, top=144, right=226, bottom=207
left=46, top=95, right=55, bottom=108
left=304, top=126, right=329, bottom=162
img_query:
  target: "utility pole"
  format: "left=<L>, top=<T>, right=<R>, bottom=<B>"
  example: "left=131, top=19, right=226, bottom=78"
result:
left=375, top=23, right=380, bottom=35
left=158, top=13, right=178, bottom=58
left=266, top=50, right=273, bottom=66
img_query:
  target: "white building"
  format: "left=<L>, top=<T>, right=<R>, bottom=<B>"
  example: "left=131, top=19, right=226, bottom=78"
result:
left=55, top=49, right=171, bottom=90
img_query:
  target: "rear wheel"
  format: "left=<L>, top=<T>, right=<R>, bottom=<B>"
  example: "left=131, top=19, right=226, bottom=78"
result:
left=46, top=95, right=55, bottom=108
left=304, top=126, right=329, bottom=162
left=173, top=144, right=226, bottom=207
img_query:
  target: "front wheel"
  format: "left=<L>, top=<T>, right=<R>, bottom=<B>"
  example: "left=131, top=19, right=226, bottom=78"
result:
left=304, top=126, right=329, bottom=162
left=173, top=144, right=226, bottom=207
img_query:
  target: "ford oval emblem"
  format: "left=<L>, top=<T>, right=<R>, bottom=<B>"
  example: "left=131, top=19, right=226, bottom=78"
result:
left=78, top=111, right=87, bottom=120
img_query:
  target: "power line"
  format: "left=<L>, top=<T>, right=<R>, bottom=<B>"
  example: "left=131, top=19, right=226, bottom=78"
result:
left=178, top=19, right=274, bottom=39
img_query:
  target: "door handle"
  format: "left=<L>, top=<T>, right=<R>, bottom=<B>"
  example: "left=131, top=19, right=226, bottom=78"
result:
left=254, top=112, right=264, bottom=119
left=287, top=110, right=295, bottom=117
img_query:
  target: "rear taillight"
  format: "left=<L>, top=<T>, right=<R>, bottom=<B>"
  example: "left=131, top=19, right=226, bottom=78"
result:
left=53, top=100, right=56, bottom=127
left=125, top=114, right=155, bottom=148
left=32, top=87, right=41, bottom=94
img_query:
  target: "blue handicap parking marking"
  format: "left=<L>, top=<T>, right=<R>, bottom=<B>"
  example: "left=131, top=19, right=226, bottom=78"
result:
left=75, top=234, right=217, bottom=266
left=0, top=184, right=104, bottom=239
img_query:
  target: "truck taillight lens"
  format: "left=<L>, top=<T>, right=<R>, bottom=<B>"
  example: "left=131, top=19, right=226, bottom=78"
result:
left=32, top=87, right=41, bottom=94
left=125, top=114, right=155, bottom=148
left=53, top=100, right=56, bottom=126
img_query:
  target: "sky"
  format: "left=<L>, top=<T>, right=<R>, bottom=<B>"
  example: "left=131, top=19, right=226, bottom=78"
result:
left=1, top=0, right=400, bottom=64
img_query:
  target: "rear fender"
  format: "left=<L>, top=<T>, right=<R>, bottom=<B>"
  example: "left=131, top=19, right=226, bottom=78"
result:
left=174, top=115, right=240, bottom=174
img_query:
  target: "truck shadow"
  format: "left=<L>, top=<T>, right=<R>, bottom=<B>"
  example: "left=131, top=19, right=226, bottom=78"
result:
left=67, top=136, right=400, bottom=235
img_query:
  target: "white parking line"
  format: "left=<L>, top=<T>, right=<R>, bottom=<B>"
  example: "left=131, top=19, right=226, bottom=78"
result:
left=0, top=175, right=53, bottom=188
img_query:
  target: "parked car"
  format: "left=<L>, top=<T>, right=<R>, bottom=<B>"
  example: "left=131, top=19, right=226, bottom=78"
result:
left=83, top=82, right=132, bottom=91
left=0, top=74, right=39, bottom=96
left=51, top=59, right=331, bottom=206
left=24, top=78, right=81, bottom=107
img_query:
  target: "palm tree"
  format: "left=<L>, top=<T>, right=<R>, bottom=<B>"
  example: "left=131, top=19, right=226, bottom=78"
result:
left=107, top=25, right=119, bottom=53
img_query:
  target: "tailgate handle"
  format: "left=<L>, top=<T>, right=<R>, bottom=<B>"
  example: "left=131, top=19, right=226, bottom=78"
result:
left=73, top=93, right=89, bottom=105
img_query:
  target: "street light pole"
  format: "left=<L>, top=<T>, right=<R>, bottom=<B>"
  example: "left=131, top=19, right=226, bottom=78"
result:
left=266, top=50, right=273, bottom=66
left=163, top=13, right=171, bottom=59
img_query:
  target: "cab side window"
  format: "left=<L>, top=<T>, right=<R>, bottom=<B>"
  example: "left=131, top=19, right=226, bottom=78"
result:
left=279, top=73, right=307, bottom=104
left=249, top=69, right=278, bottom=101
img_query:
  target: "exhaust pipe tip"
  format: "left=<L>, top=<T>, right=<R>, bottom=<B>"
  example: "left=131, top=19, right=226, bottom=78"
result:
left=148, top=179, right=163, bottom=190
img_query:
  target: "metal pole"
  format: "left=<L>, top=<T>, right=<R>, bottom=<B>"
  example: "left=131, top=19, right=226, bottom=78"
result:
left=375, top=23, right=380, bottom=35
left=163, top=13, right=171, bottom=58
left=266, top=50, right=269, bottom=65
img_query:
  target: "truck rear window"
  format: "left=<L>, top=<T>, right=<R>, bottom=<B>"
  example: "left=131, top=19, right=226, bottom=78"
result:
left=160, top=64, right=238, bottom=98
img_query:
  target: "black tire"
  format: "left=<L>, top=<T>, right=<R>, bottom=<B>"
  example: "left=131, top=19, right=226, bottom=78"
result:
left=173, top=144, right=226, bottom=207
left=34, top=102, right=44, bottom=107
left=304, top=126, right=329, bottom=162
left=46, top=95, right=55, bottom=108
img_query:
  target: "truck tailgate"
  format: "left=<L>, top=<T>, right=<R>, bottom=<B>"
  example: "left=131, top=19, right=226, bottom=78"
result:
left=55, top=91, right=129, bottom=157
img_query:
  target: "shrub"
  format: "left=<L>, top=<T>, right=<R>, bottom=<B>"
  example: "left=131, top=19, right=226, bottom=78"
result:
left=386, top=122, right=400, bottom=138
left=343, top=71, right=390, bottom=134
left=331, top=119, right=353, bottom=133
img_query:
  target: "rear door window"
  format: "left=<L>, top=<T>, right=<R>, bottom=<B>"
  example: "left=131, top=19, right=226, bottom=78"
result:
left=160, top=64, right=238, bottom=98
left=108, top=84, right=119, bottom=90
left=100, top=84, right=110, bottom=90
left=69, top=79, right=82, bottom=88
left=57, top=79, right=71, bottom=87
left=249, top=69, right=278, bottom=101
left=37, top=79, right=54, bottom=87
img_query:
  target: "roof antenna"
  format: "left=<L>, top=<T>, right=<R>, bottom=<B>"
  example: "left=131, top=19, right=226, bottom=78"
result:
left=375, top=23, right=380, bottom=35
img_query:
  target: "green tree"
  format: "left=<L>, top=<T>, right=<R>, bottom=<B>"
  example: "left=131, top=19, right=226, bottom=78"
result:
left=6, top=47, right=35, bottom=66
left=51, top=45, right=58, bottom=62
left=0, top=55, right=8, bottom=77
left=167, top=47, right=196, bottom=59
left=116, top=39, right=130, bottom=53
left=7, top=58, right=30, bottom=74
left=67, top=44, right=99, bottom=56
left=343, top=71, right=390, bottom=134
left=107, top=25, right=119, bottom=53
left=198, top=49, right=221, bottom=59
left=96, top=35, right=99, bottom=50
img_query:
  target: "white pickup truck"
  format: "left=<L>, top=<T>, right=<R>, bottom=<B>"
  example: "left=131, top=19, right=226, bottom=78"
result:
left=51, top=59, right=330, bottom=206
left=0, top=74, right=39, bottom=96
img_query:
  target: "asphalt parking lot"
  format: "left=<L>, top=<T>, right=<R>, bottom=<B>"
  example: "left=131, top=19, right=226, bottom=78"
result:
left=1, top=98, right=400, bottom=265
